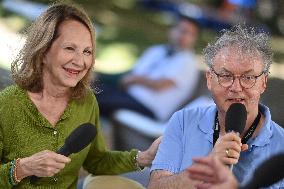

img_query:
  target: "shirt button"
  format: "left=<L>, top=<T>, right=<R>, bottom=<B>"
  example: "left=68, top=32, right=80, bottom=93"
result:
left=53, top=130, right=58, bottom=135
left=53, top=177, right=58, bottom=182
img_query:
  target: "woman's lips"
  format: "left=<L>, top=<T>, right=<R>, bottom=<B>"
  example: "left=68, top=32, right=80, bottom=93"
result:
left=63, top=67, right=80, bottom=75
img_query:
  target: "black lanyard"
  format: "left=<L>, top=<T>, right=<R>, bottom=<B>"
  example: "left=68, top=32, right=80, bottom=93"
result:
left=213, top=111, right=261, bottom=146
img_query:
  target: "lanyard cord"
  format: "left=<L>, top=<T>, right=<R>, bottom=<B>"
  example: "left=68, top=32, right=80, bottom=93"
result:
left=213, top=111, right=261, bottom=146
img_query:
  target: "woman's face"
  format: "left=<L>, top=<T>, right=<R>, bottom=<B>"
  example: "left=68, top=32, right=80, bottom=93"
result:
left=43, top=19, right=93, bottom=89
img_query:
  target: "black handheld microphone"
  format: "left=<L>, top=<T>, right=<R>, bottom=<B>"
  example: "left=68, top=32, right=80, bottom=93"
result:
left=56, top=123, right=97, bottom=156
left=239, top=153, right=284, bottom=189
left=30, top=123, right=97, bottom=184
left=225, top=103, right=247, bottom=134
left=225, top=103, right=247, bottom=171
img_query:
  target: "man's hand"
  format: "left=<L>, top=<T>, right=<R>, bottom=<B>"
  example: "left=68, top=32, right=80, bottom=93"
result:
left=210, top=132, right=248, bottom=165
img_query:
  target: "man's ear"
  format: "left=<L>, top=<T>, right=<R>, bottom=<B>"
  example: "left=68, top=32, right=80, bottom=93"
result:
left=206, top=71, right=212, bottom=91
left=260, top=74, right=268, bottom=94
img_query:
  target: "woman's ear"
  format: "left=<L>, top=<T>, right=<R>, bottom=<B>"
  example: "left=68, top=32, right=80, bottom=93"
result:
left=42, top=52, right=47, bottom=65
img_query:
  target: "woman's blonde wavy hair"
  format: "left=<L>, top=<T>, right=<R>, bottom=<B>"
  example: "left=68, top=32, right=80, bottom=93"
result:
left=11, top=2, right=96, bottom=100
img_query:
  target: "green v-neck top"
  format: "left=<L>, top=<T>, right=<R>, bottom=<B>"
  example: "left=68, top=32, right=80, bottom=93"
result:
left=0, top=85, right=138, bottom=188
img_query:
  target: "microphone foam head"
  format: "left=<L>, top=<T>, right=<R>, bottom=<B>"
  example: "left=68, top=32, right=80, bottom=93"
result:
left=65, top=123, right=97, bottom=154
left=225, top=103, right=247, bottom=134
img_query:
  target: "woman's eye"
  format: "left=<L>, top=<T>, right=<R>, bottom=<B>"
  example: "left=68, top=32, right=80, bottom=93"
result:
left=83, top=50, right=92, bottom=56
left=65, top=47, right=74, bottom=51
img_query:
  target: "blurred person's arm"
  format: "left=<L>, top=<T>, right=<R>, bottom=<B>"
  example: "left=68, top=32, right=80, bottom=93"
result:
left=120, top=74, right=175, bottom=91
left=120, top=45, right=176, bottom=91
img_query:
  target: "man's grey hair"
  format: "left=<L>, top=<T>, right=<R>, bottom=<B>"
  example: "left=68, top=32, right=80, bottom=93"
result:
left=203, top=25, right=273, bottom=73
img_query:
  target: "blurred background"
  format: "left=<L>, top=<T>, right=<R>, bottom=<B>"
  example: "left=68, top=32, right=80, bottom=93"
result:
left=1, top=0, right=284, bottom=154
left=1, top=0, right=284, bottom=149
left=0, top=0, right=283, bottom=75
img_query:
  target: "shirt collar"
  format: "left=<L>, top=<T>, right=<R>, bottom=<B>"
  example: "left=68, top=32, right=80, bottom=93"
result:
left=197, top=104, right=273, bottom=146
left=249, top=104, right=273, bottom=147
left=198, top=105, right=217, bottom=143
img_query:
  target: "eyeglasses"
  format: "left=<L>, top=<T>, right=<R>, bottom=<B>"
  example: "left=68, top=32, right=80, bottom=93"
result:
left=211, top=68, right=265, bottom=89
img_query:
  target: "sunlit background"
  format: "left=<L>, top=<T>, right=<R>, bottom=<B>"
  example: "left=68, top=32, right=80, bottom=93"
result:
left=0, top=0, right=283, bottom=76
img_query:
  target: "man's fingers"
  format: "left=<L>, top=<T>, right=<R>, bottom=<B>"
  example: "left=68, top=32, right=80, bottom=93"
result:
left=241, top=144, right=249, bottom=151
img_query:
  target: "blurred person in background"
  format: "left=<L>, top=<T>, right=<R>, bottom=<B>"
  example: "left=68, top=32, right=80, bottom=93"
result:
left=0, top=3, right=161, bottom=188
left=148, top=24, right=284, bottom=189
left=96, top=15, right=200, bottom=121
left=220, top=0, right=257, bottom=20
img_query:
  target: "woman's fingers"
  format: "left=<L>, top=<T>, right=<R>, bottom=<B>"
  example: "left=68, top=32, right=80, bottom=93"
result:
left=19, top=150, right=71, bottom=178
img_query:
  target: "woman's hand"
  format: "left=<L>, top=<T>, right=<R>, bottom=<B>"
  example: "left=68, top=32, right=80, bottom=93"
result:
left=17, top=150, right=71, bottom=180
left=210, top=132, right=248, bottom=165
left=137, top=136, right=162, bottom=167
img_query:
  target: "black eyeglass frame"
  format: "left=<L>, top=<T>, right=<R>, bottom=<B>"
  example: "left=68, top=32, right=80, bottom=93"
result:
left=210, top=67, right=266, bottom=89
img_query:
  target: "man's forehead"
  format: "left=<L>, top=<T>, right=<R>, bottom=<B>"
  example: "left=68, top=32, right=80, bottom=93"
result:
left=212, top=47, right=264, bottom=72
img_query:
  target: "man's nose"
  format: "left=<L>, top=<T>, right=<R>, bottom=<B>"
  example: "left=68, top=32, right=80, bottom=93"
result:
left=230, top=77, right=243, bottom=92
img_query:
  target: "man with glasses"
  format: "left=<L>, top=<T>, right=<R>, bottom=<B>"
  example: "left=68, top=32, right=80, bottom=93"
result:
left=148, top=25, right=284, bottom=189
left=210, top=67, right=264, bottom=89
